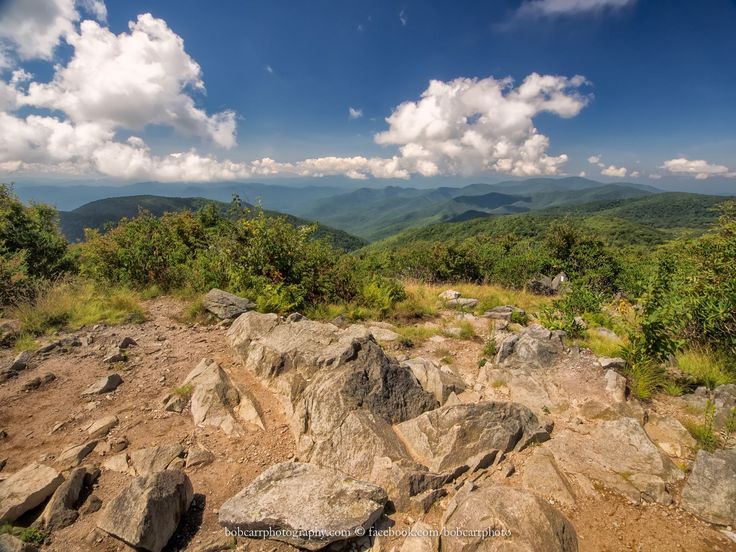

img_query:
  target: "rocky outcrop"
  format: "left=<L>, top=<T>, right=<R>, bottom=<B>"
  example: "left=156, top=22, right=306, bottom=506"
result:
left=441, top=483, right=578, bottom=552
left=445, top=298, right=479, bottom=308
left=38, top=466, right=99, bottom=530
left=227, top=312, right=437, bottom=494
left=644, top=415, right=696, bottom=459
left=495, top=325, right=564, bottom=368
left=203, top=289, right=255, bottom=320
left=682, top=448, right=736, bottom=526
left=0, top=463, right=64, bottom=523
left=219, top=462, right=387, bottom=550
left=402, top=357, right=466, bottom=405
left=394, top=401, right=549, bottom=473
left=546, top=418, right=683, bottom=504
left=181, top=358, right=263, bottom=435
left=682, top=384, right=736, bottom=430
left=97, top=469, right=193, bottom=552
left=520, top=448, right=577, bottom=508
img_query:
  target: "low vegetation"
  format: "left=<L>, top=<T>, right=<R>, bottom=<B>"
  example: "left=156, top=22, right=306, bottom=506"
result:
left=1, top=183, right=735, bottom=405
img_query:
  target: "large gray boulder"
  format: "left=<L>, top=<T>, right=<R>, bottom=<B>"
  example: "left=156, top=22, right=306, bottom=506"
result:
left=227, top=312, right=438, bottom=494
left=547, top=418, right=683, bottom=504
left=682, top=448, right=736, bottom=526
left=0, top=463, right=64, bottom=523
left=394, top=401, right=549, bottom=473
left=219, top=462, right=387, bottom=550
left=203, top=289, right=255, bottom=320
left=441, top=483, right=578, bottom=552
left=403, top=357, right=466, bottom=405
left=495, top=325, right=564, bottom=368
left=97, top=469, right=193, bottom=552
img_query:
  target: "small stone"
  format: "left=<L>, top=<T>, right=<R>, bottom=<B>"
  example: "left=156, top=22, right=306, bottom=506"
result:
left=117, top=337, right=137, bottom=349
left=186, top=447, right=215, bottom=468
left=82, top=374, right=123, bottom=396
left=87, top=415, right=119, bottom=438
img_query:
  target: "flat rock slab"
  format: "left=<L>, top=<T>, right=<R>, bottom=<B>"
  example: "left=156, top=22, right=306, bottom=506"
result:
left=82, top=374, right=123, bottom=396
left=97, top=469, right=193, bottom=552
left=203, top=289, right=255, bottom=320
left=87, top=415, right=119, bottom=438
left=442, top=483, right=578, bottom=552
left=219, top=462, right=388, bottom=550
left=682, top=448, right=736, bottom=526
left=547, top=417, right=682, bottom=504
left=0, top=463, right=64, bottom=523
left=102, top=444, right=184, bottom=477
left=394, top=401, right=548, bottom=473
left=445, top=298, right=479, bottom=308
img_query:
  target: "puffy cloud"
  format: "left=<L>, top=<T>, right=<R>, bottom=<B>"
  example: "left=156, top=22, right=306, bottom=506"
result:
left=0, top=4, right=589, bottom=182
left=587, top=154, right=601, bottom=164
left=22, top=14, right=236, bottom=148
left=648, top=173, right=662, bottom=180
left=601, top=165, right=627, bottom=177
left=518, top=0, right=636, bottom=17
left=0, top=0, right=106, bottom=63
left=660, top=158, right=735, bottom=180
left=374, top=73, right=590, bottom=177
left=348, top=107, right=363, bottom=120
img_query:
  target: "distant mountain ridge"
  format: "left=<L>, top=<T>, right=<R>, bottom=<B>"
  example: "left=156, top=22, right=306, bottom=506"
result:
left=364, top=191, right=733, bottom=252
left=298, top=177, right=660, bottom=240
left=58, top=195, right=366, bottom=251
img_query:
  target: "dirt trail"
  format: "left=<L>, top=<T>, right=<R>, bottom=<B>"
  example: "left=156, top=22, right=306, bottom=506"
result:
left=0, top=299, right=734, bottom=551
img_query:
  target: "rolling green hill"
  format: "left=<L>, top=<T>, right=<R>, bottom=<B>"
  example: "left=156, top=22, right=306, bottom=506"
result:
left=362, top=192, right=733, bottom=253
left=299, top=177, right=659, bottom=241
left=59, top=195, right=366, bottom=251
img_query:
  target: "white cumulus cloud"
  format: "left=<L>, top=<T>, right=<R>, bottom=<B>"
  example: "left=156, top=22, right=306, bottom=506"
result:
left=22, top=14, right=236, bottom=148
left=587, top=154, right=601, bottom=164
left=0, top=4, right=591, bottom=182
left=374, top=73, right=590, bottom=177
left=0, top=0, right=107, bottom=64
left=661, top=158, right=735, bottom=180
left=601, top=164, right=627, bottom=177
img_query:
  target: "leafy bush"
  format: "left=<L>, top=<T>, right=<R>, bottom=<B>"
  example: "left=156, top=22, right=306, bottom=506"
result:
left=79, top=202, right=403, bottom=314
left=0, top=184, right=72, bottom=305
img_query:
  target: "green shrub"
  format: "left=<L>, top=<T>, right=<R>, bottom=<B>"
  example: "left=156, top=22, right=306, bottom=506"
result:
left=79, top=202, right=365, bottom=313
left=0, top=184, right=72, bottom=305
left=483, top=338, right=497, bottom=357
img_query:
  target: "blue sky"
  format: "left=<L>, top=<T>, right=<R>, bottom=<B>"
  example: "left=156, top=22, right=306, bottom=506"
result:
left=0, top=0, right=735, bottom=190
